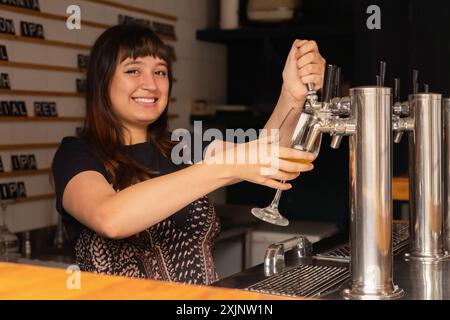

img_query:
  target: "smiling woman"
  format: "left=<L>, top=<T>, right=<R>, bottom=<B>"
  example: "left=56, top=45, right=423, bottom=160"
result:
left=110, top=55, right=170, bottom=137
left=51, top=24, right=324, bottom=285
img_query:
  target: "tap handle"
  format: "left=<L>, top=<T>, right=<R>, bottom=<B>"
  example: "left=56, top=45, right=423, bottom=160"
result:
left=322, top=64, right=336, bottom=103
left=305, top=83, right=318, bottom=109
left=412, top=69, right=419, bottom=94
left=424, top=84, right=429, bottom=93
left=394, top=78, right=401, bottom=103
left=379, top=61, right=386, bottom=87
left=333, top=67, right=341, bottom=98
left=306, top=83, right=316, bottom=95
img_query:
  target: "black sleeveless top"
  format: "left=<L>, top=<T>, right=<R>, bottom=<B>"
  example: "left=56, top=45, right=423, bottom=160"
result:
left=52, top=137, right=221, bottom=285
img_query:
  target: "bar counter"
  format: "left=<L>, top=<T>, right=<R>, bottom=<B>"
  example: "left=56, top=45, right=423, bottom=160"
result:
left=0, top=262, right=297, bottom=300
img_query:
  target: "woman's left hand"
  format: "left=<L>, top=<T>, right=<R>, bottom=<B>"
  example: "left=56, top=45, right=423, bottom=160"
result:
left=282, top=39, right=326, bottom=104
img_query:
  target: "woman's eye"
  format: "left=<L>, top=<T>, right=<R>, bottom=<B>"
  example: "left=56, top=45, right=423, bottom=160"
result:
left=155, top=70, right=168, bottom=77
left=125, top=69, right=140, bottom=75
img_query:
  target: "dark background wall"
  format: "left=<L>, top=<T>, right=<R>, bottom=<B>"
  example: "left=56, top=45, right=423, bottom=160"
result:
left=198, top=0, right=450, bottom=229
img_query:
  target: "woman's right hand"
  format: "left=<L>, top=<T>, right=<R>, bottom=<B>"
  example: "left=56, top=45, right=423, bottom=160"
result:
left=204, top=137, right=316, bottom=190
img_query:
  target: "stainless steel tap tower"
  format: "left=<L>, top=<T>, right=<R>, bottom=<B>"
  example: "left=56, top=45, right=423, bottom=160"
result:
left=443, top=97, right=450, bottom=252
left=304, top=65, right=403, bottom=299
left=393, top=79, right=449, bottom=262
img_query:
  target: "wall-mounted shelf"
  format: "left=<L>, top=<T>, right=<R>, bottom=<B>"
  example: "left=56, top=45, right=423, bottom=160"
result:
left=196, top=25, right=353, bottom=44
left=0, top=114, right=178, bottom=122
left=0, top=60, right=84, bottom=74
left=0, top=3, right=177, bottom=42
left=83, top=0, right=177, bottom=22
left=0, top=33, right=90, bottom=50
left=0, top=3, right=110, bottom=29
left=0, top=143, right=60, bottom=151
left=0, top=61, right=179, bottom=78
left=0, top=89, right=178, bottom=102
left=0, top=88, right=83, bottom=97
left=13, top=193, right=55, bottom=204
left=0, top=116, right=84, bottom=122
left=0, top=168, right=50, bottom=178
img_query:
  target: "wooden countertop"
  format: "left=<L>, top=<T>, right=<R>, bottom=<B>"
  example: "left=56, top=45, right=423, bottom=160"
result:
left=0, top=262, right=296, bottom=300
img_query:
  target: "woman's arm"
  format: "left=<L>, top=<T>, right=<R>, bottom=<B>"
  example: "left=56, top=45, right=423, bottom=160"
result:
left=63, top=143, right=314, bottom=240
left=264, top=40, right=325, bottom=144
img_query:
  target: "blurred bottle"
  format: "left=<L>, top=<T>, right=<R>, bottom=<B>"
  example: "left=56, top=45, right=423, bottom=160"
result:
left=22, top=231, right=31, bottom=259
left=53, top=215, right=66, bottom=249
left=0, top=200, right=20, bottom=261
left=220, top=0, right=240, bottom=29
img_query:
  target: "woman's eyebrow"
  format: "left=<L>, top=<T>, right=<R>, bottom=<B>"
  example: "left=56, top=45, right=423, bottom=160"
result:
left=121, top=61, right=168, bottom=68
left=122, top=60, right=144, bottom=67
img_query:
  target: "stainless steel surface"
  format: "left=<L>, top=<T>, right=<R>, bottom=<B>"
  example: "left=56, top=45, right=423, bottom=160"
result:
left=342, top=87, right=403, bottom=299
left=444, top=98, right=450, bottom=252
left=331, top=258, right=450, bottom=300
left=216, top=237, right=450, bottom=300
left=305, top=82, right=318, bottom=108
left=406, top=260, right=450, bottom=299
left=406, top=93, right=449, bottom=261
left=315, top=222, right=409, bottom=262
left=247, top=264, right=349, bottom=298
left=264, top=236, right=312, bottom=276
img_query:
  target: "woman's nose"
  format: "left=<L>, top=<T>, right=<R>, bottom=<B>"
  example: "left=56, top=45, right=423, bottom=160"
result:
left=141, top=72, right=157, bottom=91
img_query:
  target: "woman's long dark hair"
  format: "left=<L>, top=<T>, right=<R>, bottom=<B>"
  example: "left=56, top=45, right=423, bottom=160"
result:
left=81, top=24, right=175, bottom=190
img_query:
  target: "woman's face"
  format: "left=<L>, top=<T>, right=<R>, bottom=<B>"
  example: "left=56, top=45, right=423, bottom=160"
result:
left=109, top=55, right=170, bottom=130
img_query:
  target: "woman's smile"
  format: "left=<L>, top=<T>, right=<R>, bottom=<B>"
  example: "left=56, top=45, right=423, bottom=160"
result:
left=131, top=96, right=160, bottom=108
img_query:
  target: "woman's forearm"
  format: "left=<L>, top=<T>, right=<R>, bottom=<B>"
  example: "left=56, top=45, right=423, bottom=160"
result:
left=100, top=162, right=232, bottom=239
left=264, top=87, right=306, bottom=146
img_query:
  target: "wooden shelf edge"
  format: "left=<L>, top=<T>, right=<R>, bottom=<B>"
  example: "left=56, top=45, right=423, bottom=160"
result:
left=0, top=143, right=60, bottom=150
left=0, top=90, right=177, bottom=99
left=0, top=60, right=84, bottom=74
left=84, top=0, right=178, bottom=22
left=0, top=89, right=84, bottom=97
left=0, top=168, right=51, bottom=178
left=0, top=116, right=85, bottom=122
left=13, top=194, right=55, bottom=204
left=0, top=115, right=178, bottom=122
left=0, top=33, right=91, bottom=50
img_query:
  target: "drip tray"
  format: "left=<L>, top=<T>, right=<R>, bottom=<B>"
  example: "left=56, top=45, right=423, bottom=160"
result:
left=246, top=264, right=349, bottom=298
left=315, top=223, right=409, bottom=262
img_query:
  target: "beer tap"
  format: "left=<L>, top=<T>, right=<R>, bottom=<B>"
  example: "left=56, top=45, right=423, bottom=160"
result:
left=393, top=77, right=412, bottom=143
left=392, top=69, right=449, bottom=262
left=304, top=64, right=355, bottom=152
left=299, top=61, right=404, bottom=299
left=295, top=64, right=339, bottom=153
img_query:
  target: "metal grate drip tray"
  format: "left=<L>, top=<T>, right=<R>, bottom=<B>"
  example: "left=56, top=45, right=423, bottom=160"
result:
left=246, top=264, right=349, bottom=298
left=315, top=223, right=409, bottom=262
